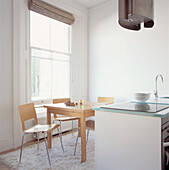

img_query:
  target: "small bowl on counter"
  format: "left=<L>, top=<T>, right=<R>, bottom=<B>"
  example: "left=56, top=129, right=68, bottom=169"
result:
left=134, top=92, right=151, bottom=102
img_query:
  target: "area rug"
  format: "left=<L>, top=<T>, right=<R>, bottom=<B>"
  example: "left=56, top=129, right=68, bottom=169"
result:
left=0, top=131, right=95, bottom=170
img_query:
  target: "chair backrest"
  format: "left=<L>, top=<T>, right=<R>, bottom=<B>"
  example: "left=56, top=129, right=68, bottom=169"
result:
left=53, top=98, right=70, bottom=104
left=97, top=97, right=114, bottom=104
left=18, top=103, right=38, bottom=131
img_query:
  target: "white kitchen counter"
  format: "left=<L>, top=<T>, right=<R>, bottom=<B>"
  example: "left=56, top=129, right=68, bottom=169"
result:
left=93, top=106, right=169, bottom=170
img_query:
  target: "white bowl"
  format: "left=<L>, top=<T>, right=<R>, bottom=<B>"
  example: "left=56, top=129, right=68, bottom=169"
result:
left=134, top=92, right=150, bottom=102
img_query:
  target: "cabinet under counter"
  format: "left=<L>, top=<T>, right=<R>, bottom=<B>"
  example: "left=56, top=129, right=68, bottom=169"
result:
left=93, top=106, right=169, bottom=170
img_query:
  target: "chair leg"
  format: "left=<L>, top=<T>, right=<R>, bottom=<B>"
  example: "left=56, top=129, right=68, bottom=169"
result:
left=37, top=133, right=39, bottom=150
left=59, top=121, right=63, bottom=146
left=43, top=132, right=51, bottom=166
left=57, top=127, right=64, bottom=153
left=72, top=120, right=74, bottom=136
left=74, top=127, right=80, bottom=156
left=86, top=128, right=90, bottom=144
left=19, top=134, right=26, bottom=163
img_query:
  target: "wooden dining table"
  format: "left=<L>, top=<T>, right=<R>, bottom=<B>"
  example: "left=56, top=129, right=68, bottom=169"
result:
left=44, top=102, right=104, bottom=163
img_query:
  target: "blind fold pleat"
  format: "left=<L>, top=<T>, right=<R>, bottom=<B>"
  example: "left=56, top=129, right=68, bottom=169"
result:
left=28, top=0, right=75, bottom=25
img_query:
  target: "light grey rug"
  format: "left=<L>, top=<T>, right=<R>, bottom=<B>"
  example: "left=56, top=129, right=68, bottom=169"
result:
left=0, top=131, right=95, bottom=170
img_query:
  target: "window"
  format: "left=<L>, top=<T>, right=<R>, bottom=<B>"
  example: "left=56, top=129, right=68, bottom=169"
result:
left=30, top=11, right=71, bottom=101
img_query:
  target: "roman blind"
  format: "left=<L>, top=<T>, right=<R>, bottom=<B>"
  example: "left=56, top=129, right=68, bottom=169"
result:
left=28, top=0, right=75, bottom=25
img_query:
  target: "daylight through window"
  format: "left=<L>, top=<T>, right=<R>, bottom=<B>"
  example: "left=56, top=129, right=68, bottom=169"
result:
left=30, top=11, right=71, bottom=101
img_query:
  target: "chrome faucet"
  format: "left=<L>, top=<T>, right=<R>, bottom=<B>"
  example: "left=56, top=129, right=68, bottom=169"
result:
left=154, top=74, right=164, bottom=99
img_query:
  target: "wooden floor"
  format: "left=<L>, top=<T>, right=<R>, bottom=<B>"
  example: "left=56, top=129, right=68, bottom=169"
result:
left=0, top=130, right=76, bottom=170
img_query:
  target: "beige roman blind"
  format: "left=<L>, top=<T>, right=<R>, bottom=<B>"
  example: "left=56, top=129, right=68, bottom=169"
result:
left=28, top=0, right=75, bottom=25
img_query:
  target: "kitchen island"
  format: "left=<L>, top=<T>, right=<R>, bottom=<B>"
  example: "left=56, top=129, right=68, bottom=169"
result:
left=93, top=102, right=169, bottom=170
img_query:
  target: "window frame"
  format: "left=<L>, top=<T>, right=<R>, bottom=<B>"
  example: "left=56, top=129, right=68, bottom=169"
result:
left=30, top=12, right=72, bottom=104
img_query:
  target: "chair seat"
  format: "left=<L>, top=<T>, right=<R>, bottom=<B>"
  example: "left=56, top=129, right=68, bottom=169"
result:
left=24, top=124, right=59, bottom=134
left=54, top=117, right=79, bottom=121
left=86, top=120, right=95, bottom=130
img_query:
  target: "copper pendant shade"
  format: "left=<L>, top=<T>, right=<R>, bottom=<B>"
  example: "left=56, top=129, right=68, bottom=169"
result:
left=118, top=0, right=154, bottom=31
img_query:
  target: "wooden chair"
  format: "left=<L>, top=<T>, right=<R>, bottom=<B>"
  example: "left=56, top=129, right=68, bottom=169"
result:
left=52, top=98, right=79, bottom=151
left=74, top=97, right=114, bottom=155
left=18, top=103, right=64, bottom=166
left=97, top=97, right=114, bottom=104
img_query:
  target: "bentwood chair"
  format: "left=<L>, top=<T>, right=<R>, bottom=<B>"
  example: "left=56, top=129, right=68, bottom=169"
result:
left=18, top=103, right=64, bottom=166
left=74, top=97, right=114, bottom=155
left=52, top=98, right=79, bottom=151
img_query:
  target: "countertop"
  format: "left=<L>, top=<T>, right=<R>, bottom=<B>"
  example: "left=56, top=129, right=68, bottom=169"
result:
left=93, top=102, right=169, bottom=118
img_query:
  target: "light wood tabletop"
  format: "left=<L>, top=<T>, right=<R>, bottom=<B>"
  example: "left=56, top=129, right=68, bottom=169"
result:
left=44, top=102, right=105, bottom=163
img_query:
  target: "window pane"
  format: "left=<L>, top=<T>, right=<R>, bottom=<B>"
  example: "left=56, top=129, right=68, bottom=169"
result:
left=30, top=11, right=50, bottom=50
left=52, top=59, right=70, bottom=98
left=31, top=57, right=51, bottom=101
left=31, top=12, right=71, bottom=102
left=51, top=20, right=70, bottom=53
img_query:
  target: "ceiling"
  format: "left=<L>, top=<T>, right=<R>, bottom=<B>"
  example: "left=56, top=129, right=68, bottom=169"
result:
left=76, top=0, right=111, bottom=9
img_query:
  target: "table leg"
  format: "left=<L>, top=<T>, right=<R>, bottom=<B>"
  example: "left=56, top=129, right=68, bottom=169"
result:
left=80, top=115, right=86, bottom=163
left=47, top=108, right=51, bottom=148
left=78, top=119, right=81, bottom=137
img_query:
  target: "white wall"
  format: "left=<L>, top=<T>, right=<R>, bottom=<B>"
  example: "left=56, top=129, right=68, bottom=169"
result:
left=89, top=0, right=169, bottom=101
left=0, top=0, right=88, bottom=152
left=12, top=0, right=89, bottom=149
left=0, top=0, right=13, bottom=152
